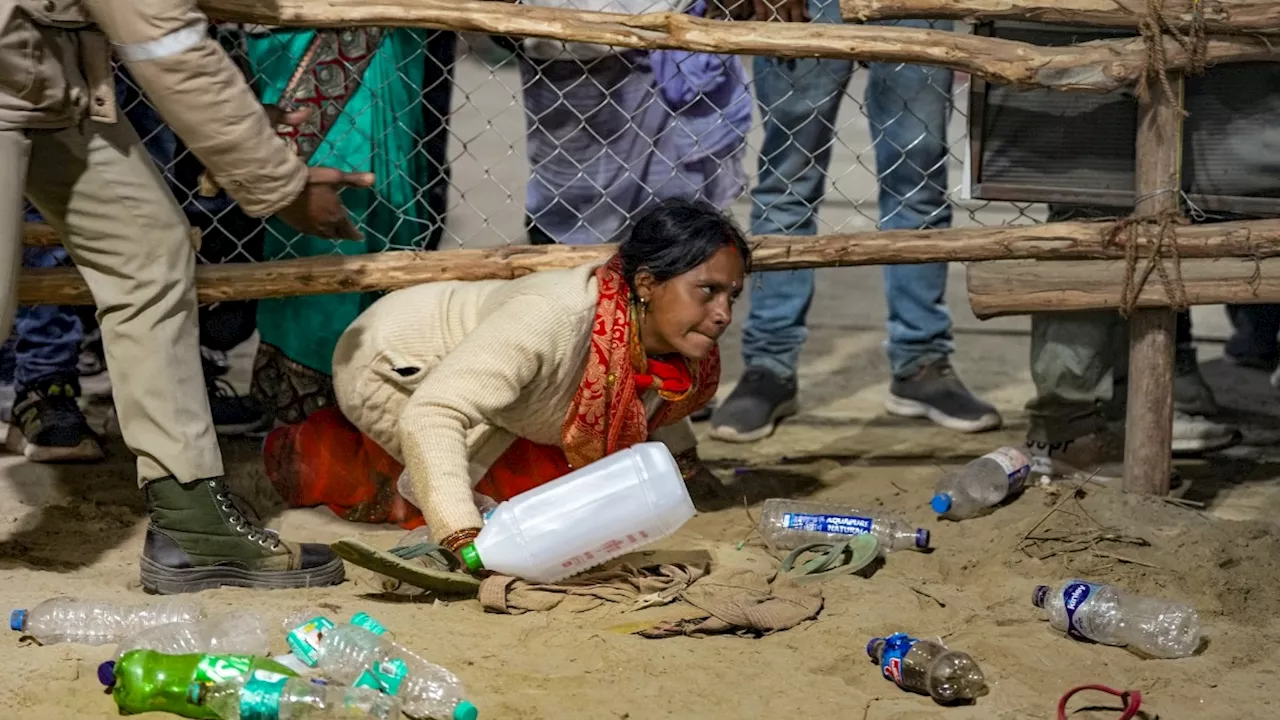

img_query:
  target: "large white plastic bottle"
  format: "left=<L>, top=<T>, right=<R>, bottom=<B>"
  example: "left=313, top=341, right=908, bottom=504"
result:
left=460, top=442, right=695, bottom=583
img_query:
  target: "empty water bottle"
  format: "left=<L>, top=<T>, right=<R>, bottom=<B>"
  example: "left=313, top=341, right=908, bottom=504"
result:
left=1033, top=580, right=1202, bottom=658
left=285, top=614, right=478, bottom=720
left=10, top=597, right=203, bottom=645
left=867, top=633, right=986, bottom=703
left=191, top=675, right=402, bottom=720
left=459, top=442, right=694, bottom=582
left=931, top=447, right=1031, bottom=520
left=757, top=499, right=929, bottom=554
left=113, top=611, right=271, bottom=661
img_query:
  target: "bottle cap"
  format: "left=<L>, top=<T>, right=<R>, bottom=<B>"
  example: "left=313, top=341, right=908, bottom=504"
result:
left=97, top=661, right=116, bottom=688
left=459, top=544, right=483, bottom=573
left=865, top=637, right=884, bottom=660
left=930, top=493, right=952, bottom=514
left=9, top=609, right=25, bottom=632
left=914, top=529, right=930, bottom=549
left=454, top=700, right=480, bottom=720
left=1032, top=585, right=1050, bottom=608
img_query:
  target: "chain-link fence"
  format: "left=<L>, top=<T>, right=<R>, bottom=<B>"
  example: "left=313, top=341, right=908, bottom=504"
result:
left=104, top=10, right=1044, bottom=276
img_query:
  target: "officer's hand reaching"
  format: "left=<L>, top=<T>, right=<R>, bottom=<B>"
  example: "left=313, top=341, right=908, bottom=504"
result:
left=266, top=106, right=375, bottom=241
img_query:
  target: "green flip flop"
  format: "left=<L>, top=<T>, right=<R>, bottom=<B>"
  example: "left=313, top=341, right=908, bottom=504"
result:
left=779, top=534, right=881, bottom=582
left=331, top=538, right=482, bottom=596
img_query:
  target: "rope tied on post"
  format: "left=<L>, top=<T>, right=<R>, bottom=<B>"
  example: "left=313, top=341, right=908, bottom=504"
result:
left=1106, top=199, right=1191, bottom=316
left=1136, top=0, right=1209, bottom=115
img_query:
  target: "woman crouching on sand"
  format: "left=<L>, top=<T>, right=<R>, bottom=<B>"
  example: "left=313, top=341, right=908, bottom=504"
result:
left=330, top=198, right=750, bottom=558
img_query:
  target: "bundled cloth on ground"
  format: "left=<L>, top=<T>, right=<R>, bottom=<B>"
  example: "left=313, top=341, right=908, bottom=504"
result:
left=477, top=549, right=823, bottom=637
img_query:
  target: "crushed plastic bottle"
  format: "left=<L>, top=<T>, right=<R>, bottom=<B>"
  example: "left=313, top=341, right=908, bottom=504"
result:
left=867, top=633, right=986, bottom=703
left=113, top=611, right=271, bottom=661
left=931, top=447, right=1031, bottom=520
left=191, top=675, right=402, bottom=720
left=10, top=597, right=203, bottom=645
left=757, top=499, right=929, bottom=555
left=1033, top=580, right=1202, bottom=658
left=285, top=613, right=478, bottom=720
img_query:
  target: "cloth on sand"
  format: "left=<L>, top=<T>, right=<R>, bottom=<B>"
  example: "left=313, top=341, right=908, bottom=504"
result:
left=478, top=550, right=822, bottom=636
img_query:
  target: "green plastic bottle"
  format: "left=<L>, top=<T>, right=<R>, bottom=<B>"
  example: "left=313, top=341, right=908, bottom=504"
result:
left=100, top=650, right=298, bottom=718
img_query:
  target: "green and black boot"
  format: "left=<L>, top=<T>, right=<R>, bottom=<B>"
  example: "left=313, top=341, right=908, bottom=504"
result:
left=141, top=476, right=345, bottom=594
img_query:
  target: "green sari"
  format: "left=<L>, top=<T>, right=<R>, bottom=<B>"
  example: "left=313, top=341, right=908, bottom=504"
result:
left=244, top=28, right=432, bottom=424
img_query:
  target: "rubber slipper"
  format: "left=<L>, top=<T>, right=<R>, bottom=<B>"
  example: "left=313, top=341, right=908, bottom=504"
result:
left=779, top=534, right=880, bottom=582
left=331, top=538, right=482, bottom=596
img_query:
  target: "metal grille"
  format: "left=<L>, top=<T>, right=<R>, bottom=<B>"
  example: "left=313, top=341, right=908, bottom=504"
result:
left=110, top=8, right=1045, bottom=273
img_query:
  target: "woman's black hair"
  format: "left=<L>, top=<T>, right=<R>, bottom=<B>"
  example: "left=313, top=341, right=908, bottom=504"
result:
left=618, top=198, right=752, bottom=288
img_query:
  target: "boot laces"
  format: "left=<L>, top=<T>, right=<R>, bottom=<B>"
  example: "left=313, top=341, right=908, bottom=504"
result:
left=210, top=482, right=282, bottom=550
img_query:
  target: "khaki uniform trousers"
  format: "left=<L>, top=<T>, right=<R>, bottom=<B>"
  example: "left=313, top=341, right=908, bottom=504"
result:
left=0, top=118, right=222, bottom=485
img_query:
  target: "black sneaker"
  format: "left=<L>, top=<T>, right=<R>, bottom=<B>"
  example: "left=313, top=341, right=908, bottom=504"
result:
left=204, top=355, right=273, bottom=437
left=885, top=360, right=1002, bottom=433
left=708, top=367, right=798, bottom=443
left=5, top=374, right=104, bottom=462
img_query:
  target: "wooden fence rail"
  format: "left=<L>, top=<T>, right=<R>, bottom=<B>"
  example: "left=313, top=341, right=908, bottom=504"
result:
left=200, top=0, right=1280, bottom=93
left=839, top=0, right=1280, bottom=34
left=19, top=218, right=1280, bottom=305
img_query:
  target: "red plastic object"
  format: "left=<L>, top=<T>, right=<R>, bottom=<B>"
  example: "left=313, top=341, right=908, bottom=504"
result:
left=1057, top=684, right=1143, bottom=720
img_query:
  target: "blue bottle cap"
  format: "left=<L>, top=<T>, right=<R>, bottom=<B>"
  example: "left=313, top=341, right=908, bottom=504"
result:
left=865, top=637, right=883, bottom=660
left=9, top=609, right=25, bottom=632
left=930, top=493, right=952, bottom=514
left=454, top=700, right=480, bottom=720
left=97, top=661, right=116, bottom=688
left=1032, top=585, right=1050, bottom=608
left=914, top=529, right=930, bottom=549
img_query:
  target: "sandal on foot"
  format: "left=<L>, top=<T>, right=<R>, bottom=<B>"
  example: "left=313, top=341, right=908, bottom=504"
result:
left=331, top=538, right=482, bottom=596
left=780, top=535, right=880, bottom=583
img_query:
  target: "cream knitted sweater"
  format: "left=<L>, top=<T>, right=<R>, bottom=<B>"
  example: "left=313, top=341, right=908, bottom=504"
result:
left=332, top=262, right=698, bottom=543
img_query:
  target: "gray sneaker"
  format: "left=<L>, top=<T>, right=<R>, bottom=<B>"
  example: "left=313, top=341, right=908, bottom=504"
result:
left=1170, top=411, right=1241, bottom=455
left=1173, top=348, right=1219, bottom=416
left=885, top=360, right=1002, bottom=433
left=708, top=367, right=798, bottom=443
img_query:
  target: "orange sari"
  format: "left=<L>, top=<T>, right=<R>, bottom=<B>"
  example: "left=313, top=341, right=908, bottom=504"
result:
left=264, top=256, right=719, bottom=529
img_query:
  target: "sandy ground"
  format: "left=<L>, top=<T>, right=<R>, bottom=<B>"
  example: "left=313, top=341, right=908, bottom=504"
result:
left=2, top=264, right=1279, bottom=719
left=4, top=46, right=1280, bottom=720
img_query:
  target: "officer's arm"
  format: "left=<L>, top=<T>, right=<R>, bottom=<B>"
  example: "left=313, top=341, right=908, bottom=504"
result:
left=82, top=0, right=308, bottom=218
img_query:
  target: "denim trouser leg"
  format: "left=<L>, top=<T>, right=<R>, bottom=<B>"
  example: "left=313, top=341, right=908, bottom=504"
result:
left=866, top=20, right=956, bottom=378
left=14, top=246, right=83, bottom=389
left=741, top=0, right=852, bottom=380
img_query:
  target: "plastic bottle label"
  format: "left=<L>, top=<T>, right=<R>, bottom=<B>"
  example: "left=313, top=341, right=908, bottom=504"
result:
left=237, top=668, right=291, bottom=720
left=877, top=633, right=917, bottom=687
left=1061, top=582, right=1100, bottom=640
left=982, top=447, right=1032, bottom=490
left=354, top=658, right=408, bottom=696
left=285, top=616, right=334, bottom=667
left=194, top=654, right=255, bottom=685
left=350, top=612, right=389, bottom=636
left=780, top=512, right=874, bottom=536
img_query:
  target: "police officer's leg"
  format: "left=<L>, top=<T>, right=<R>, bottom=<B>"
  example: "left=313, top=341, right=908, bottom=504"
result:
left=0, top=130, right=32, bottom=342
left=24, top=119, right=342, bottom=593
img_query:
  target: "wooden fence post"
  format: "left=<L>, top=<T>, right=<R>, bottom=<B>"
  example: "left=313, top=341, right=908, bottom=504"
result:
left=1123, top=71, right=1184, bottom=495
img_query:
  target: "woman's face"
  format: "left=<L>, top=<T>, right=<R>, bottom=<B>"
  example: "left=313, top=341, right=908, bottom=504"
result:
left=635, top=246, right=746, bottom=360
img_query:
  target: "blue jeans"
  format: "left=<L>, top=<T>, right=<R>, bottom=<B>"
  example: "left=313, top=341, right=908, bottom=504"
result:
left=1, top=208, right=83, bottom=389
left=742, top=3, right=954, bottom=380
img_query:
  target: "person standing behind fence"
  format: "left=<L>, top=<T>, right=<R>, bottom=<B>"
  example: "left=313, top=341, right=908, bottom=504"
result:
left=519, top=0, right=749, bottom=246
left=240, top=27, right=437, bottom=427
left=706, top=0, right=1001, bottom=442
left=1, top=0, right=372, bottom=593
